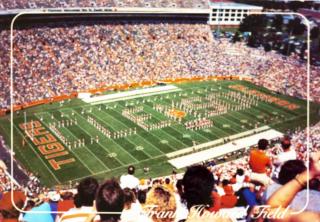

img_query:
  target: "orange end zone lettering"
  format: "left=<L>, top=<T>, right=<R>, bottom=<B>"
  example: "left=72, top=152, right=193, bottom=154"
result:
left=286, top=104, right=300, bottom=110
left=33, top=133, right=57, bottom=145
left=19, top=120, right=41, bottom=130
left=38, top=142, right=64, bottom=155
left=48, top=158, right=76, bottom=170
left=45, top=151, right=69, bottom=160
left=32, top=127, right=49, bottom=136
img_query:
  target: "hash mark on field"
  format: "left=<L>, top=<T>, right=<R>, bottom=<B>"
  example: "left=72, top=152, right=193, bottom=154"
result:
left=223, top=124, right=230, bottom=128
left=108, top=153, right=117, bottom=158
left=160, top=140, right=169, bottom=144
left=135, top=146, right=144, bottom=151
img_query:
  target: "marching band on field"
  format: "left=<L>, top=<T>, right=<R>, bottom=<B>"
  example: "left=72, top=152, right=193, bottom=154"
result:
left=44, top=88, right=261, bottom=149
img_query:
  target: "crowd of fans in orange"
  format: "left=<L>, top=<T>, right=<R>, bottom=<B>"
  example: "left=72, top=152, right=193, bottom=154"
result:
left=0, top=0, right=208, bottom=9
left=0, top=21, right=319, bottom=110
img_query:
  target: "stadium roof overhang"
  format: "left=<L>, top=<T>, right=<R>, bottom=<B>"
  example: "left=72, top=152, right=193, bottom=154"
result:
left=0, top=7, right=210, bottom=16
left=0, top=7, right=211, bottom=24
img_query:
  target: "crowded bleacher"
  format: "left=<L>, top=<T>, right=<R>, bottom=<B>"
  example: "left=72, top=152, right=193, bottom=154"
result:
left=0, top=0, right=209, bottom=9
left=0, top=20, right=319, bottom=110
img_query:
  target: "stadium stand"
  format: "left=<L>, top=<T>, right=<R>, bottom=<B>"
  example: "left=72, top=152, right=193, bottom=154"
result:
left=0, top=0, right=209, bottom=9
left=0, top=19, right=320, bottom=111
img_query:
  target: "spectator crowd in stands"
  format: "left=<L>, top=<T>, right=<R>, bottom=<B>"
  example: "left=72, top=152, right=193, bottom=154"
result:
left=0, top=20, right=319, bottom=110
left=0, top=0, right=209, bottom=10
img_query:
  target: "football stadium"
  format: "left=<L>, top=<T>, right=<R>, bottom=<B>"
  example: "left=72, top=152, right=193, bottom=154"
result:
left=0, top=1, right=320, bottom=222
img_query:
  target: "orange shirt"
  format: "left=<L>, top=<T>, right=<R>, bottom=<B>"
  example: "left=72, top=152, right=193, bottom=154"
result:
left=249, top=149, right=271, bottom=174
left=220, top=185, right=237, bottom=208
left=208, top=191, right=221, bottom=212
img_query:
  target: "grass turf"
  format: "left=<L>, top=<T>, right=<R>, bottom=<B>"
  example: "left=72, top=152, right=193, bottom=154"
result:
left=0, top=79, right=319, bottom=187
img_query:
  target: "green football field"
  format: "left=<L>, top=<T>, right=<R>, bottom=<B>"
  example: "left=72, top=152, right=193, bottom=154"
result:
left=0, top=80, right=319, bottom=187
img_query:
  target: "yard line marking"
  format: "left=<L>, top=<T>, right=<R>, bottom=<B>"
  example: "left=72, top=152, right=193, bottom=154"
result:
left=220, top=116, right=244, bottom=132
left=117, top=103, right=189, bottom=149
left=108, top=107, right=167, bottom=156
left=73, top=109, right=140, bottom=164
left=67, top=110, right=126, bottom=167
left=60, top=110, right=112, bottom=171
left=12, top=123, right=61, bottom=184
left=108, top=104, right=177, bottom=152
left=96, top=109, right=154, bottom=159
left=69, top=154, right=165, bottom=183
left=145, top=97, right=214, bottom=142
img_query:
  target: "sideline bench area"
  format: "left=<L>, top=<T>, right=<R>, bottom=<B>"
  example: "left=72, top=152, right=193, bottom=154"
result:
left=81, top=85, right=181, bottom=105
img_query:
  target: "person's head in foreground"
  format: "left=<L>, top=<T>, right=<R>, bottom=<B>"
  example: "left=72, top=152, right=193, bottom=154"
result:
left=281, top=136, right=291, bottom=151
left=278, top=159, right=306, bottom=185
left=77, top=177, right=99, bottom=207
left=123, top=188, right=136, bottom=210
left=258, top=139, right=269, bottom=150
left=96, top=179, right=124, bottom=222
left=145, top=185, right=176, bottom=222
left=128, top=165, right=135, bottom=175
left=263, top=151, right=320, bottom=222
left=182, top=165, right=214, bottom=210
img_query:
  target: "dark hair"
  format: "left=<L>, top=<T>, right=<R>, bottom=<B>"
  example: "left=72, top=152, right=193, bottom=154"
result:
left=222, top=179, right=230, bottom=186
left=281, top=139, right=291, bottom=150
left=61, top=192, right=74, bottom=200
left=96, top=179, right=124, bottom=222
left=236, top=168, right=244, bottom=176
left=128, top=165, right=135, bottom=175
left=77, top=177, right=99, bottom=207
left=176, top=179, right=183, bottom=194
left=123, top=188, right=136, bottom=209
left=73, top=194, right=81, bottom=208
left=182, top=165, right=214, bottom=210
left=137, top=190, right=147, bottom=204
left=278, top=160, right=306, bottom=185
left=165, top=178, right=171, bottom=184
left=310, top=179, right=320, bottom=191
left=258, top=139, right=269, bottom=150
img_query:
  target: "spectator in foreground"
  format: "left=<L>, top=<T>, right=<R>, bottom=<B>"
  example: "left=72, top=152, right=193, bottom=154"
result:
left=121, top=188, right=148, bottom=222
left=144, top=185, right=176, bottom=222
left=23, top=196, right=54, bottom=222
left=96, top=179, right=124, bottom=222
left=182, top=165, right=231, bottom=222
left=249, top=139, right=273, bottom=186
left=263, top=159, right=320, bottom=212
left=0, top=190, right=26, bottom=222
left=59, top=177, right=99, bottom=222
left=120, top=166, right=139, bottom=190
left=263, top=151, right=320, bottom=222
left=272, top=137, right=297, bottom=178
